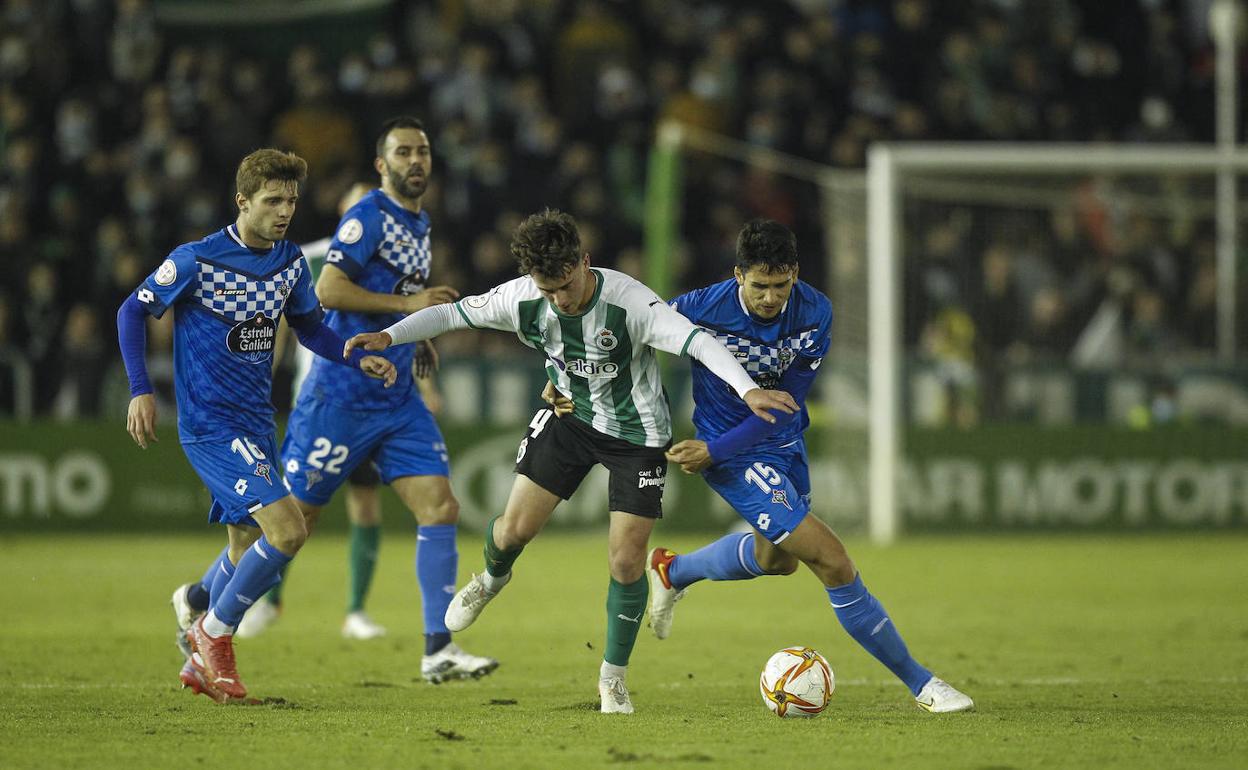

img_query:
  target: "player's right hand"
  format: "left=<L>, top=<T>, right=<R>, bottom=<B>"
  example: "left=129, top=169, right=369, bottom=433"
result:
left=743, top=388, right=798, bottom=424
left=127, top=393, right=158, bottom=449
left=359, top=355, right=398, bottom=388
left=344, top=331, right=393, bottom=356
left=406, top=285, right=460, bottom=312
left=541, top=381, right=574, bottom=417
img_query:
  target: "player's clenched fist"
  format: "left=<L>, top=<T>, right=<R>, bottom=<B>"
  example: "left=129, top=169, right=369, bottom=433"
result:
left=358, top=355, right=398, bottom=388
left=344, top=331, right=393, bottom=357
left=541, top=381, right=574, bottom=417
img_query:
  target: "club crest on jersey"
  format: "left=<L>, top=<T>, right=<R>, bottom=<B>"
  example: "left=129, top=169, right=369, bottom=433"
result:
left=771, top=489, right=793, bottom=510
left=594, top=329, right=618, bottom=351
left=278, top=283, right=291, bottom=298
left=393, top=270, right=426, bottom=296
left=227, top=313, right=277, bottom=362
left=254, top=462, right=273, bottom=485
left=565, top=359, right=619, bottom=379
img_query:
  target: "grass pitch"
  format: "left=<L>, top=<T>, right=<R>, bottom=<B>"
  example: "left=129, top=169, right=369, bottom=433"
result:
left=2, top=530, right=1246, bottom=769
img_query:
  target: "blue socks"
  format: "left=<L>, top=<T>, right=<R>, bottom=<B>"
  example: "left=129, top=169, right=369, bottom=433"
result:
left=416, top=524, right=457, bottom=650
left=191, top=546, right=229, bottom=611
left=210, top=537, right=292, bottom=628
left=669, top=535, right=934, bottom=696
left=207, top=548, right=236, bottom=607
left=666, top=533, right=763, bottom=590
left=827, top=574, right=932, bottom=695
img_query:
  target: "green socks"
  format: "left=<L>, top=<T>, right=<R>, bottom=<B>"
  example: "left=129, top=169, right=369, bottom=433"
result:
left=483, top=515, right=524, bottom=577
left=347, top=523, right=381, bottom=613
left=604, top=575, right=649, bottom=666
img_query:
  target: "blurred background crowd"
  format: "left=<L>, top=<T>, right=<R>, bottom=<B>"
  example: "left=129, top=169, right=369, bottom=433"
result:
left=0, top=0, right=1237, bottom=421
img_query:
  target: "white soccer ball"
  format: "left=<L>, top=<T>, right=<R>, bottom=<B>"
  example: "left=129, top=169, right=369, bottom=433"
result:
left=759, top=646, right=834, bottom=718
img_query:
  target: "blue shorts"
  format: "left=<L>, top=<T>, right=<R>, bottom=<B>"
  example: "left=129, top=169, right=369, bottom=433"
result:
left=281, top=396, right=450, bottom=506
left=182, top=433, right=288, bottom=527
left=703, top=444, right=811, bottom=544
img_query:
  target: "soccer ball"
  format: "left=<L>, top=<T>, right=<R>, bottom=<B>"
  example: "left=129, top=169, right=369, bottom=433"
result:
left=759, top=646, right=834, bottom=718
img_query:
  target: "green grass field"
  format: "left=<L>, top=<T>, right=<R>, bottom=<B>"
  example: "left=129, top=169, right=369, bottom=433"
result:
left=2, top=530, right=1246, bottom=769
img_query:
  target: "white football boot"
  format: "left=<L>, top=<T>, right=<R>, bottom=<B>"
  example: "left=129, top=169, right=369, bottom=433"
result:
left=646, top=548, right=686, bottom=640
left=421, top=643, right=500, bottom=684
left=598, top=676, right=634, bottom=714
left=234, top=597, right=281, bottom=639
left=915, top=677, right=975, bottom=713
left=341, top=611, right=387, bottom=640
left=171, top=583, right=204, bottom=659
left=444, top=573, right=506, bottom=632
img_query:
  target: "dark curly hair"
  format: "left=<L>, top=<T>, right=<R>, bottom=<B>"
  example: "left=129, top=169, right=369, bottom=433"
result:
left=736, top=218, right=798, bottom=272
left=511, top=208, right=583, bottom=277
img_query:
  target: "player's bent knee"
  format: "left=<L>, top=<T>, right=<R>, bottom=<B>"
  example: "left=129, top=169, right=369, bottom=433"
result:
left=759, top=552, right=800, bottom=576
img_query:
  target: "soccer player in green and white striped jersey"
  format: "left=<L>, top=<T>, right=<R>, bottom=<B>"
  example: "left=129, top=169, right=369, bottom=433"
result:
left=345, top=209, right=797, bottom=713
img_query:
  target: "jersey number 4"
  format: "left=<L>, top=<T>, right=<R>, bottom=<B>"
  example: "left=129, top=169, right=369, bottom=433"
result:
left=516, top=409, right=554, bottom=463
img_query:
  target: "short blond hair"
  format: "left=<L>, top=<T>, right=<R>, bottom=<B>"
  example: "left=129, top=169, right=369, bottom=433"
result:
left=235, top=149, right=308, bottom=198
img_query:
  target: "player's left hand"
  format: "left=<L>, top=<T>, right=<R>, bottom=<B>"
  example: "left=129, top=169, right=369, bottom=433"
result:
left=541, top=381, right=574, bottom=417
left=743, top=388, right=798, bottom=423
left=666, top=439, right=713, bottom=474
left=414, top=340, right=439, bottom=379
left=360, top=355, right=397, bottom=388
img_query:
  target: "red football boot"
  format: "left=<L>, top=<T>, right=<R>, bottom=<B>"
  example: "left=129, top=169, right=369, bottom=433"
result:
left=179, top=659, right=230, bottom=704
left=187, top=617, right=248, bottom=701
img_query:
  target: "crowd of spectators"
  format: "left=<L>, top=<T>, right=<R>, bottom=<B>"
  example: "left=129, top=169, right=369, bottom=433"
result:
left=0, top=0, right=1233, bottom=420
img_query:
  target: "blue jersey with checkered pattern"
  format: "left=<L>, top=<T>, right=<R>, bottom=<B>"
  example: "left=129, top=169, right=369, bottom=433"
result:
left=671, top=278, right=832, bottom=450
left=299, top=189, right=430, bottom=410
left=134, top=224, right=321, bottom=442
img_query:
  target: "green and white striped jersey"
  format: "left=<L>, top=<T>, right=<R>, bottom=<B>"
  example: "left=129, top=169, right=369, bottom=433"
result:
left=453, top=267, right=703, bottom=448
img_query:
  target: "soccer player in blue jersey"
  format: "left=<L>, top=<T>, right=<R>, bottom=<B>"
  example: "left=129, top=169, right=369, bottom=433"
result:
left=631, top=219, right=972, bottom=713
left=277, top=116, right=496, bottom=682
left=118, top=149, right=397, bottom=703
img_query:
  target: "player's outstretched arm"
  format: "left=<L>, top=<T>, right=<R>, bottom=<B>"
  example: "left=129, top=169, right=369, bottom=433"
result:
left=380, top=302, right=469, bottom=346
left=288, top=313, right=396, bottom=387
left=318, top=263, right=460, bottom=315
left=117, top=294, right=158, bottom=448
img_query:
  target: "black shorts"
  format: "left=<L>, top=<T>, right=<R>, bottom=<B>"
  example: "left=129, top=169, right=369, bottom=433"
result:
left=514, top=408, right=670, bottom=518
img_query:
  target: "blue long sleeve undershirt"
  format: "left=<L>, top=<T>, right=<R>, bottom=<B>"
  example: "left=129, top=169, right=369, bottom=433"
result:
left=116, top=295, right=364, bottom=398
left=286, top=312, right=366, bottom=368
left=116, top=294, right=152, bottom=396
left=705, top=357, right=821, bottom=464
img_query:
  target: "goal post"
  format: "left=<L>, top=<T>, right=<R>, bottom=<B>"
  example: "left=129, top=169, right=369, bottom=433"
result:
left=867, top=142, right=1248, bottom=543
